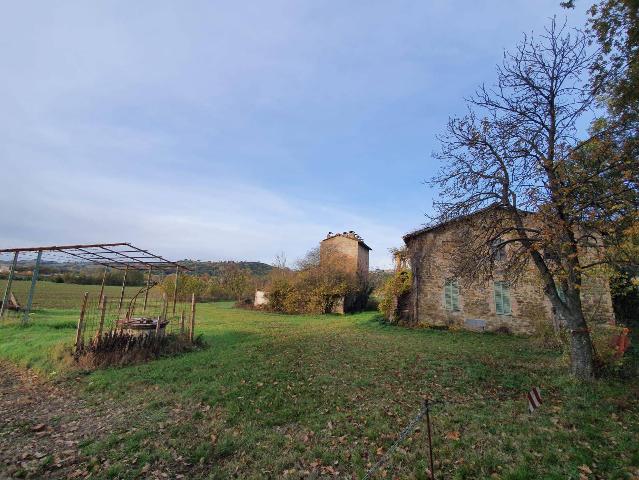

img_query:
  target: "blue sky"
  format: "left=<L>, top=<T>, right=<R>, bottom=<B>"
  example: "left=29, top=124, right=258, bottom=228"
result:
left=0, top=1, right=589, bottom=268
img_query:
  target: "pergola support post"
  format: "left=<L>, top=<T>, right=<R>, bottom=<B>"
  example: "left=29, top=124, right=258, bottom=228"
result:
left=22, top=250, right=42, bottom=325
left=0, top=251, right=19, bottom=319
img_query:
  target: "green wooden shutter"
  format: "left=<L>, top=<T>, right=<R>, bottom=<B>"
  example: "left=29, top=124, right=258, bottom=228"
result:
left=502, top=283, right=511, bottom=314
left=452, top=281, right=460, bottom=311
left=445, top=280, right=460, bottom=311
left=495, top=282, right=511, bottom=315
left=494, top=282, right=503, bottom=314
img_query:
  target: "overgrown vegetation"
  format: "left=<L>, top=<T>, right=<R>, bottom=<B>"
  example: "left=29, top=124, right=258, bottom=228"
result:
left=378, top=269, right=412, bottom=322
left=263, top=247, right=369, bottom=314
left=74, top=332, right=205, bottom=370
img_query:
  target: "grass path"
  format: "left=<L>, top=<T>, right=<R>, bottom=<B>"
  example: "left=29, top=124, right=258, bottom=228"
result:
left=0, top=303, right=637, bottom=479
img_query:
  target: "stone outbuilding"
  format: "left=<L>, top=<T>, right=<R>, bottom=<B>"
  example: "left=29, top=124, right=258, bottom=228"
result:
left=320, top=231, right=371, bottom=283
left=320, top=231, right=371, bottom=313
left=400, top=210, right=615, bottom=335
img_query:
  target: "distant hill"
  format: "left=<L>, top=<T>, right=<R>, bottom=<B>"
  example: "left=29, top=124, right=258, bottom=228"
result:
left=173, top=260, right=273, bottom=277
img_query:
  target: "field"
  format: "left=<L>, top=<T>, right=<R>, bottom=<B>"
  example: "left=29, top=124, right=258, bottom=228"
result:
left=0, top=279, right=158, bottom=310
left=0, top=300, right=638, bottom=479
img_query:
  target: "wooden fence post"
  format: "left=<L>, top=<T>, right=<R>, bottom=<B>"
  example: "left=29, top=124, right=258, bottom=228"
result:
left=98, top=267, right=108, bottom=305
left=172, top=266, right=180, bottom=315
left=95, top=296, right=107, bottom=341
left=180, top=309, right=185, bottom=335
left=189, top=293, right=196, bottom=343
left=158, top=293, right=167, bottom=335
left=75, top=292, right=89, bottom=354
left=117, top=265, right=128, bottom=316
left=143, top=266, right=152, bottom=313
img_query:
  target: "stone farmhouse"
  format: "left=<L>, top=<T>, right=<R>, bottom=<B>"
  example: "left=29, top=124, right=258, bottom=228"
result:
left=400, top=209, right=615, bottom=335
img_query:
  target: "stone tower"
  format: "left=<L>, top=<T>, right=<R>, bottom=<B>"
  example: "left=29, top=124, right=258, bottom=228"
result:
left=320, top=231, right=371, bottom=282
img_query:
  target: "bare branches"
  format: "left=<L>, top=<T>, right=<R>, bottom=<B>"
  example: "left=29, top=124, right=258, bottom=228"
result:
left=428, top=14, right=636, bottom=381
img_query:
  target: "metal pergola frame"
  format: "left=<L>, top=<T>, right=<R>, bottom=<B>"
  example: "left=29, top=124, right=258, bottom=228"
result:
left=0, top=242, right=189, bottom=323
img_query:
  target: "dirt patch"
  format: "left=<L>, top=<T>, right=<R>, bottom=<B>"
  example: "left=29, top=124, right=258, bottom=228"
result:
left=0, top=362, right=125, bottom=479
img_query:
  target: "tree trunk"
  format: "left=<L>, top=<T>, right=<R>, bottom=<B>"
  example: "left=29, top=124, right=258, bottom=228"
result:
left=570, top=328, right=595, bottom=380
left=513, top=215, right=596, bottom=381
left=559, top=301, right=595, bottom=380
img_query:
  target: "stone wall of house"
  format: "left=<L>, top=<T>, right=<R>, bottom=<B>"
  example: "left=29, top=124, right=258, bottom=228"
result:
left=581, top=273, right=616, bottom=323
left=357, top=243, right=370, bottom=283
left=404, top=221, right=615, bottom=335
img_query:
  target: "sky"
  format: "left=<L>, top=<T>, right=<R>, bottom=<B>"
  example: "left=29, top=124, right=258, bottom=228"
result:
left=0, top=1, right=590, bottom=269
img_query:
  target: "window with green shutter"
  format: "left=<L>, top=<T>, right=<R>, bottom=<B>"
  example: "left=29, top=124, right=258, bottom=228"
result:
left=494, top=281, right=511, bottom=315
left=444, top=279, right=460, bottom=311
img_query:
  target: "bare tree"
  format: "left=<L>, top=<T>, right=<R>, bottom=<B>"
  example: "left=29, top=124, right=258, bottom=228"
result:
left=273, top=251, right=288, bottom=270
left=430, top=18, right=638, bottom=380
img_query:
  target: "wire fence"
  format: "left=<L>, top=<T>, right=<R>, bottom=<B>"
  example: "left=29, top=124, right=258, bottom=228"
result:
left=78, top=291, right=195, bottom=341
left=363, top=400, right=437, bottom=480
left=71, top=289, right=198, bottom=368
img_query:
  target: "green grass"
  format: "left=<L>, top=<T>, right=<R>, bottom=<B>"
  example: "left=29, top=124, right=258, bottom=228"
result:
left=1, top=302, right=638, bottom=479
left=0, top=279, right=148, bottom=309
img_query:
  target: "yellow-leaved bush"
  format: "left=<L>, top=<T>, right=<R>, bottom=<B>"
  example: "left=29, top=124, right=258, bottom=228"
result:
left=378, top=270, right=412, bottom=323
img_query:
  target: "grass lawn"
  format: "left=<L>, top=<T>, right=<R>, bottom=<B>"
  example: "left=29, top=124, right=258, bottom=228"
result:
left=0, top=302, right=637, bottom=479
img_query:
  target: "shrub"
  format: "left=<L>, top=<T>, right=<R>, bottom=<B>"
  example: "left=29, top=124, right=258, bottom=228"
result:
left=266, top=268, right=358, bottom=314
left=538, top=320, right=634, bottom=377
left=378, top=270, right=412, bottom=322
left=592, top=324, right=632, bottom=375
left=263, top=247, right=366, bottom=315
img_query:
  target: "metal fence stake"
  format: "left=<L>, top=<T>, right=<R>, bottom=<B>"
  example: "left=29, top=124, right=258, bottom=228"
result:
left=425, top=400, right=435, bottom=480
left=363, top=400, right=432, bottom=480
